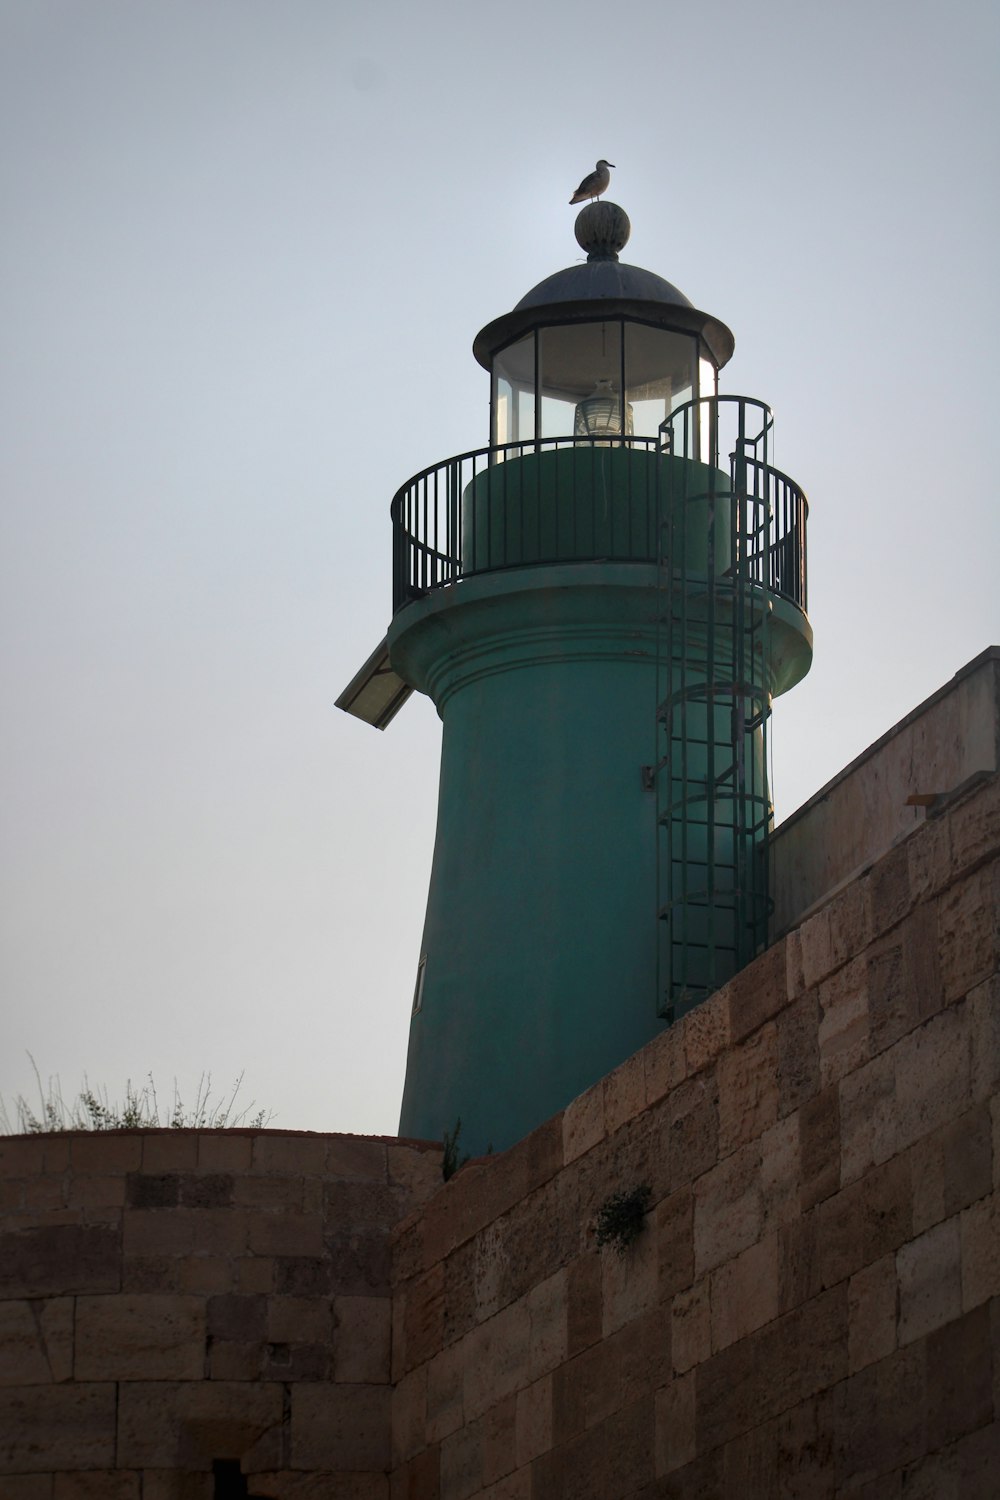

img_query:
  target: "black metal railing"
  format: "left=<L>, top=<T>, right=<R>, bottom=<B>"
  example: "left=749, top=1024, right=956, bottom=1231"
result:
left=391, top=402, right=808, bottom=614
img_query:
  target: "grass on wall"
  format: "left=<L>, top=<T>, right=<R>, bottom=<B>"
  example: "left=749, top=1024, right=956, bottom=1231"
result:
left=0, top=1056, right=271, bottom=1134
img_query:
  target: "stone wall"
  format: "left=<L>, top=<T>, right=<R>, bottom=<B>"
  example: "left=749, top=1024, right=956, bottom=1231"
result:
left=1, top=771, right=997, bottom=1499
left=0, top=1129, right=441, bottom=1497
left=390, top=768, right=999, bottom=1497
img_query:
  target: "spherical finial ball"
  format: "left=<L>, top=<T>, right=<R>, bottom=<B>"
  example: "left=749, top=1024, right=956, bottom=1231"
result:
left=574, top=201, right=631, bottom=261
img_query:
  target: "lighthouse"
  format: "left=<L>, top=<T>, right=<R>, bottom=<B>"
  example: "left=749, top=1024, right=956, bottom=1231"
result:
left=339, top=199, right=813, bottom=1156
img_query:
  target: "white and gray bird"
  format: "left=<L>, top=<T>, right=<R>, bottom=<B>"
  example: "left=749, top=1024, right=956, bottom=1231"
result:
left=569, top=159, right=615, bottom=204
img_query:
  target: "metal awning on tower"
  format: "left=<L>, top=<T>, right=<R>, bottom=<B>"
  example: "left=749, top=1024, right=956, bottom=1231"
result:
left=336, top=638, right=412, bottom=730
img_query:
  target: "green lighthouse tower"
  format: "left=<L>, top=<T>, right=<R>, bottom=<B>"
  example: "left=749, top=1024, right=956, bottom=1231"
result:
left=340, top=201, right=812, bottom=1157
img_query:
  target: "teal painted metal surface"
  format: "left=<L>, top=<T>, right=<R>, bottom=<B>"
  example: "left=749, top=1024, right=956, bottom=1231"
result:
left=391, top=443, right=811, bottom=1157
left=392, top=564, right=666, bottom=1155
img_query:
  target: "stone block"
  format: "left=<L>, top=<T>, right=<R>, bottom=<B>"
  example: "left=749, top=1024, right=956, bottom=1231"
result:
left=969, top=973, right=1000, bottom=1104
left=1, top=1218, right=122, bottom=1302
left=938, top=861, right=998, bottom=1003
left=838, top=1052, right=895, bottom=1187
left=716, top=1022, right=778, bottom=1156
left=238, top=1257, right=276, bottom=1294
left=426, top=1341, right=465, bottom=1444
left=0, top=1223, right=121, bottom=1298
left=123, top=1207, right=247, bottom=1259
left=643, top=1025, right=685, bottom=1108
left=0, top=1297, right=73, bottom=1385
left=70, top=1134, right=141, bottom=1173
left=392, top=1364, right=427, bottom=1468
left=950, top=770, right=1000, bottom=877
left=0, top=1478, right=54, bottom=1499
left=439, top=1417, right=481, bottom=1500
left=334, top=1296, right=391, bottom=1384
left=847, top=1253, right=896, bottom=1371
left=830, top=1342, right=925, bottom=1491
left=565, top=1253, right=602, bottom=1358
left=697, top=1285, right=847, bottom=1454
left=800, top=880, right=870, bottom=990
left=692, top=1140, right=761, bottom=1277
left=601, top=1219, right=657, bottom=1338
left=960, top=1196, right=999, bottom=1311
left=925, top=1302, right=994, bottom=1452
left=126, top=1173, right=180, bottom=1209
left=760, top=1114, right=801, bottom=1236
left=897, top=1216, right=962, bottom=1345
left=390, top=1445, right=440, bottom=1500
left=656, top=1189, right=694, bottom=1299
left=116, top=1380, right=284, bottom=1469
left=473, top=1221, right=510, bottom=1324
left=480, top=1394, right=516, bottom=1488
left=808, top=1153, right=913, bottom=1295
left=666, top=1074, right=718, bottom=1190
left=907, top=802, right=952, bottom=901
left=75, top=1294, right=204, bottom=1380
left=562, top=1083, right=604, bottom=1165
left=252, top=1135, right=326, bottom=1177
left=515, top=1375, right=551, bottom=1468
left=290, top=1383, right=391, bottom=1472
left=785, top=928, right=806, bottom=1000
left=462, top=1300, right=531, bottom=1424
left=682, top=991, right=731, bottom=1076
left=526, top=1268, right=567, bottom=1380
left=868, top=841, right=913, bottom=937
left=670, top=1278, right=710, bottom=1375
left=178, top=1256, right=231, bottom=1295
left=252, top=1478, right=386, bottom=1500
left=387, top=1143, right=442, bottom=1207
left=709, top=1234, right=779, bottom=1352
left=727, top=941, right=789, bottom=1044
left=208, top=1339, right=266, bottom=1380
left=776, top=991, right=821, bottom=1117
left=400, top=1264, right=443, bottom=1376
left=207, top=1292, right=267, bottom=1341
left=0, top=1384, right=116, bottom=1471
left=604, top=1052, right=646, bottom=1136
left=551, top=1338, right=620, bottom=1440
left=140, top=1133, right=199, bottom=1172
left=196, top=1132, right=254, bottom=1174
left=65, top=1174, right=125, bottom=1212
left=894, top=1004, right=972, bottom=1154
left=264, top=1294, right=332, bottom=1345
left=940, top=1105, right=993, bottom=1217
left=817, top=958, right=869, bottom=1089
left=654, top=1373, right=695, bottom=1476
left=232, top=1175, right=302, bottom=1209
left=245, top=1212, right=324, bottom=1259
left=52, top=1475, right=139, bottom=1499
left=480, top=1470, right=530, bottom=1500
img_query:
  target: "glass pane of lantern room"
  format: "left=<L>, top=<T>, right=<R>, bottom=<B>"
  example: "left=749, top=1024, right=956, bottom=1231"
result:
left=539, top=322, right=623, bottom=440
left=492, top=335, right=535, bottom=447
left=625, top=326, right=700, bottom=440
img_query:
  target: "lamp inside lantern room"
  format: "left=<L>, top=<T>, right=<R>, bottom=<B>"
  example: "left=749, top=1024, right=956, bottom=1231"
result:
left=490, top=318, right=720, bottom=447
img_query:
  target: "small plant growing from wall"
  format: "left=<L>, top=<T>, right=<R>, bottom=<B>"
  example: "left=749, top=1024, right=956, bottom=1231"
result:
left=441, top=1118, right=470, bottom=1181
left=593, top=1184, right=652, bottom=1257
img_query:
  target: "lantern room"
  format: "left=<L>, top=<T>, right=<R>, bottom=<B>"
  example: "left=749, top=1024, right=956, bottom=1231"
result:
left=473, top=202, right=734, bottom=449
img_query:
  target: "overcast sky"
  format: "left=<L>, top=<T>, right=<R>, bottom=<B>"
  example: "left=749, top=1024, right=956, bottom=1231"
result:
left=2, top=0, right=997, bottom=1136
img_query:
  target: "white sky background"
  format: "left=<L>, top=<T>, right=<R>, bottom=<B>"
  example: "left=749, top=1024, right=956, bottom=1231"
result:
left=1, top=0, right=997, bottom=1135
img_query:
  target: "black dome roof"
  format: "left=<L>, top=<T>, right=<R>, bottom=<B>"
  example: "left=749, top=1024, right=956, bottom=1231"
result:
left=473, top=204, right=734, bottom=370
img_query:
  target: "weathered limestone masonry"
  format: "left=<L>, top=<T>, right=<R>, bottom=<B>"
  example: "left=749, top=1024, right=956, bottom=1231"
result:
left=1, top=755, right=997, bottom=1497
left=390, top=767, right=1000, bottom=1498
left=0, top=1130, right=441, bottom=1497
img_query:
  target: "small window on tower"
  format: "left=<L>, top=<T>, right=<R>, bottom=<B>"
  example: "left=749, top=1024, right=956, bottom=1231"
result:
left=412, top=956, right=427, bottom=1015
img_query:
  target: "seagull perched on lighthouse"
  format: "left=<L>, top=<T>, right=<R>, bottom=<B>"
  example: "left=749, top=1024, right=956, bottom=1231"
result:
left=569, top=159, right=615, bottom=204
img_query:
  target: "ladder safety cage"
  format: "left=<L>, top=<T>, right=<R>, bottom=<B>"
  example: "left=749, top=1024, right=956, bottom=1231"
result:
left=653, top=395, right=786, bottom=1023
